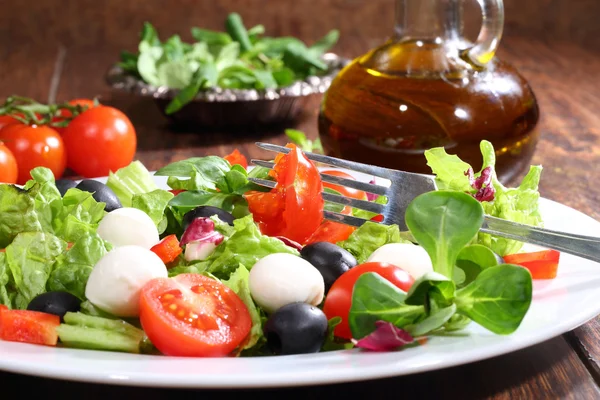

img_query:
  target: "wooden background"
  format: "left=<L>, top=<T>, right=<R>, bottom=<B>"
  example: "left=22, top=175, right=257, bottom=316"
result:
left=1, top=1, right=600, bottom=398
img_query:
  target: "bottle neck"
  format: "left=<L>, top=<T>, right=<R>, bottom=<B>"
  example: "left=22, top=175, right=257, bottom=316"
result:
left=393, top=0, right=462, bottom=43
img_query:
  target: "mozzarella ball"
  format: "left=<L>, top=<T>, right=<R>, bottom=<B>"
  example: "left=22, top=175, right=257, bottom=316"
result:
left=85, top=245, right=168, bottom=317
left=366, top=243, right=433, bottom=279
left=97, top=207, right=159, bottom=249
left=249, top=253, right=325, bottom=314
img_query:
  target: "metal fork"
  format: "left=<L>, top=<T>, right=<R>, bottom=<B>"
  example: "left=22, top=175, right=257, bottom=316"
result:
left=249, top=142, right=600, bottom=264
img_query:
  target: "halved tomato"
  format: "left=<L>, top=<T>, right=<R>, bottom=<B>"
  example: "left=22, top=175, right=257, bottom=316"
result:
left=139, top=273, right=252, bottom=357
left=0, top=309, right=60, bottom=346
left=245, top=143, right=324, bottom=244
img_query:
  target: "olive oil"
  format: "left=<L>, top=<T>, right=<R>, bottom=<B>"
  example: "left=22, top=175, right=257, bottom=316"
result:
left=318, top=40, right=540, bottom=182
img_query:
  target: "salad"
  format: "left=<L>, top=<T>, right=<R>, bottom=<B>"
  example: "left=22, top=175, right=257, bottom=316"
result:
left=0, top=140, right=560, bottom=357
left=117, top=13, right=339, bottom=114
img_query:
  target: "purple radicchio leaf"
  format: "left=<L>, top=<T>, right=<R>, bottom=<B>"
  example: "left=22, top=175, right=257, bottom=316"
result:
left=366, top=178, right=378, bottom=201
left=180, top=217, right=224, bottom=246
left=274, top=236, right=303, bottom=251
left=464, top=166, right=495, bottom=202
left=351, top=321, right=414, bottom=351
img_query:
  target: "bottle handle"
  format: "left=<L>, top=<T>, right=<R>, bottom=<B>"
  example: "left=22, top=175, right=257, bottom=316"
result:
left=463, top=0, right=505, bottom=67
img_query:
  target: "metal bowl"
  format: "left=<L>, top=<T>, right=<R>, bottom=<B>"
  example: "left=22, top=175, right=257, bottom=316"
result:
left=105, top=53, right=350, bottom=129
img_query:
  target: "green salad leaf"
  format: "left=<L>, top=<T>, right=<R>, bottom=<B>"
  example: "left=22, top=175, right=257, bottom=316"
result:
left=47, top=232, right=112, bottom=300
left=405, top=191, right=484, bottom=279
left=0, top=184, right=44, bottom=248
left=455, top=265, right=532, bottom=334
left=338, top=221, right=410, bottom=263
left=348, top=272, right=424, bottom=340
left=131, top=189, right=174, bottom=234
left=222, top=265, right=263, bottom=350
left=0, top=253, right=15, bottom=307
left=106, top=161, right=159, bottom=207
left=425, top=140, right=543, bottom=256
left=169, top=214, right=298, bottom=279
left=54, top=188, right=106, bottom=243
left=121, top=14, right=339, bottom=113
left=5, top=232, right=67, bottom=309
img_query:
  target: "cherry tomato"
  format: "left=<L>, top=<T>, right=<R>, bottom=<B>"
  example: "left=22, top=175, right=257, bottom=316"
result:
left=245, top=143, right=324, bottom=244
left=63, top=106, right=136, bottom=178
left=53, top=99, right=97, bottom=135
left=323, top=262, right=415, bottom=339
left=322, top=170, right=367, bottom=200
left=0, top=308, right=60, bottom=346
left=0, top=115, right=19, bottom=131
left=224, top=149, right=248, bottom=169
left=150, top=234, right=182, bottom=265
left=0, top=123, right=66, bottom=184
left=139, top=273, right=252, bottom=357
left=504, top=250, right=560, bottom=279
left=0, top=142, right=18, bottom=184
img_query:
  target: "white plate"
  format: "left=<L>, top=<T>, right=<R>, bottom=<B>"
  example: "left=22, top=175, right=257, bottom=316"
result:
left=1, top=172, right=600, bottom=388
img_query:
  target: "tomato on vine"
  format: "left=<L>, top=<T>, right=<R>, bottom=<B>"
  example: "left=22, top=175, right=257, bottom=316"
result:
left=0, top=123, right=66, bottom=184
left=0, top=142, right=18, bottom=184
left=63, top=105, right=137, bottom=178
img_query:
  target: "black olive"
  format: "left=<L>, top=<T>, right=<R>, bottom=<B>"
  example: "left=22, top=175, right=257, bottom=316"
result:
left=27, top=291, right=81, bottom=321
left=300, top=242, right=357, bottom=293
left=182, top=205, right=235, bottom=230
left=264, top=302, right=328, bottom=355
left=76, top=180, right=122, bottom=212
left=55, top=178, right=78, bottom=197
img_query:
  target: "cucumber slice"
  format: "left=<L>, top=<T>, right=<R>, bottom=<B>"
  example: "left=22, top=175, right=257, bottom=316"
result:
left=57, top=312, right=148, bottom=354
left=63, top=312, right=142, bottom=337
left=56, top=325, right=143, bottom=354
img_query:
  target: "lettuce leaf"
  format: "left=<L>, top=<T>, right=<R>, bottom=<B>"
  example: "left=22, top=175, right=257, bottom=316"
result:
left=169, top=215, right=298, bottom=279
left=106, top=161, right=159, bottom=207
left=0, top=253, right=15, bottom=308
left=132, top=189, right=174, bottom=234
left=5, top=232, right=67, bottom=309
left=54, top=188, right=107, bottom=242
left=0, top=184, right=44, bottom=248
left=425, top=140, right=543, bottom=256
left=155, top=156, right=231, bottom=191
left=222, top=265, right=263, bottom=350
left=337, top=221, right=410, bottom=263
left=47, top=232, right=112, bottom=300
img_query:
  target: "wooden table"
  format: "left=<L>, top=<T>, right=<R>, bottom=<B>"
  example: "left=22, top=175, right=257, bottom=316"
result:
left=2, top=0, right=600, bottom=398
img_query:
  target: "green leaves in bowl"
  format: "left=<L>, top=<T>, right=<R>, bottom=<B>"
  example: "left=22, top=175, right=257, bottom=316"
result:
left=118, top=12, right=340, bottom=114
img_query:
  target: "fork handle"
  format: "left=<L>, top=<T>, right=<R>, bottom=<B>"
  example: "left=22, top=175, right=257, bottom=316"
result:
left=481, top=215, right=600, bottom=263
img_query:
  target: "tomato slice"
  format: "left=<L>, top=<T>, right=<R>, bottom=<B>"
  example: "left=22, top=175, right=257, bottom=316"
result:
left=150, top=234, right=183, bottom=265
left=321, top=170, right=367, bottom=200
left=504, top=250, right=561, bottom=279
left=169, top=189, right=186, bottom=196
left=306, top=206, right=355, bottom=244
left=139, top=273, right=252, bottom=357
left=224, top=149, right=248, bottom=169
left=323, top=262, right=415, bottom=340
left=245, top=143, right=324, bottom=244
left=0, top=309, right=60, bottom=346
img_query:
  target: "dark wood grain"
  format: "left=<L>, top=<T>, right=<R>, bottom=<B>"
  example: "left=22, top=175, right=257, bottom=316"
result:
left=1, top=0, right=600, bottom=397
left=0, top=337, right=597, bottom=400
